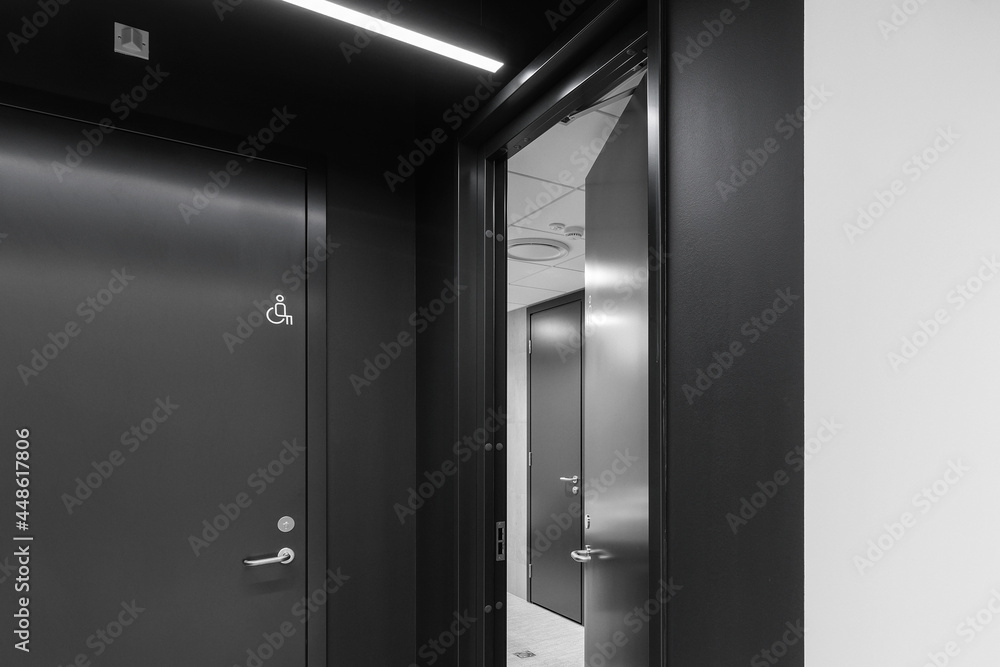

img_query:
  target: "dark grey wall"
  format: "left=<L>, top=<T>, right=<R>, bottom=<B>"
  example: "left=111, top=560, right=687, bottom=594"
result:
left=327, top=163, right=417, bottom=666
left=666, top=0, right=804, bottom=665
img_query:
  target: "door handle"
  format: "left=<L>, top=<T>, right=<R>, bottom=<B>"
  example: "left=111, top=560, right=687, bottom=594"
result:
left=570, top=545, right=592, bottom=563
left=243, top=547, right=295, bottom=567
left=560, top=475, right=581, bottom=494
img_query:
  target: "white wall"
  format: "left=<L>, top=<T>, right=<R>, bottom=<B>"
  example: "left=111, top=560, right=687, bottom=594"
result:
left=507, top=306, right=529, bottom=599
left=806, top=2, right=1000, bottom=665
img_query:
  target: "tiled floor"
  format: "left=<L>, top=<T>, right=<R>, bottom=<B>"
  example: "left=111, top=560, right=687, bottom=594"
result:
left=506, top=593, right=583, bottom=666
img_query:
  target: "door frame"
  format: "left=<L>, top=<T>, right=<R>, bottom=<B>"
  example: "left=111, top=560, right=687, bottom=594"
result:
left=0, top=86, right=329, bottom=667
left=525, top=290, right=585, bottom=621
left=453, top=0, right=665, bottom=663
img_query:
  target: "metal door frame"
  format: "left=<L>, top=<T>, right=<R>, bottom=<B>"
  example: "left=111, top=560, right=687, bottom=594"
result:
left=0, top=86, right=329, bottom=667
left=454, top=1, right=665, bottom=663
left=525, top=290, right=585, bottom=621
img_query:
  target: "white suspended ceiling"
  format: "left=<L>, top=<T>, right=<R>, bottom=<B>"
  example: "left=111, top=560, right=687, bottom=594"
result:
left=506, top=70, right=643, bottom=311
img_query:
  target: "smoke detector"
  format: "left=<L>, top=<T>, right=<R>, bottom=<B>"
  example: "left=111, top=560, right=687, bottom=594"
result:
left=564, top=226, right=585, bottom=239
left=548, top=222, right=566, bottom=233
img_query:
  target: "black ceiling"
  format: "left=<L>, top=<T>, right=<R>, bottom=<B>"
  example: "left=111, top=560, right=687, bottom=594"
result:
left=0, top=0, right=583, bottom=166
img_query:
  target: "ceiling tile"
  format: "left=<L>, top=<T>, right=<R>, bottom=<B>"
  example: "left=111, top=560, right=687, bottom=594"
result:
left=507, top=172, right=573, bottom=224
left=515, top=267, right=584, bottom=292
left=507, top=259, right=548, bottom=282
left=599, top=99, right=629, bottom=117
left=556, top=254, right=585, bottom=271
left=507, top=111, right=623, bottom=188
left=510, top=189, right=585, bottom=233
left=507, top=284, right=563, bottom=308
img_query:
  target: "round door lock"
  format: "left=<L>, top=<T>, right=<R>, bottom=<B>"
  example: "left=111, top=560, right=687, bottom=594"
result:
left=278, top=516, right=295, bottom=533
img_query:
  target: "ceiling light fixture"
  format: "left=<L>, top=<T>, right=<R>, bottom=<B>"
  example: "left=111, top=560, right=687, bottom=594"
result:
left=278, top=0, right=504, bottom=72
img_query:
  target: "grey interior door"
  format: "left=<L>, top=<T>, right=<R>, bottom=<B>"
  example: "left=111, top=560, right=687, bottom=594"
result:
left=580, top=80, right=650, bottom=665
left=0, top=106, right=313, bottom=665
left=528, top=296, right=583, bottom=623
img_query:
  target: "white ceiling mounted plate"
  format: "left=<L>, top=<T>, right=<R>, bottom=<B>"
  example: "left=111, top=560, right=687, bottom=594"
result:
left=114, top=23, right=149, bottom=60
left=507, top=238, right=570, bottom=262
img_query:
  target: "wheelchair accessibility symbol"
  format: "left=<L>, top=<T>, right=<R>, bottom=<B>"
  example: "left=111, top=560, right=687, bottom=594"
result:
left=267, top=294, right=294, bottom=326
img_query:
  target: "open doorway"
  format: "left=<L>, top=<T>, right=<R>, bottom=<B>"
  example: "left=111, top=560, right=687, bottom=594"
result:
left=504, top=66, right=647, bottom=666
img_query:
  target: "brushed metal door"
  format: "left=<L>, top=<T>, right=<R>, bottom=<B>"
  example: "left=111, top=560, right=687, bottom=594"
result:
left=580, top=79, right=650, bottom=666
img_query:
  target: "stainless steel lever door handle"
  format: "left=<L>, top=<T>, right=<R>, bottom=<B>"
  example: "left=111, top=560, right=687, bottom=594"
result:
left=243, top=547, right=295, bottom=567
left=559, top=476, right=580, bottom=483
left=570, top=545, right=592, bottom=563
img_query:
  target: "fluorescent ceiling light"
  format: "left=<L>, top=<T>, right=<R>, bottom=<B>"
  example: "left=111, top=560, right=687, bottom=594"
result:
left=279, top=0, right=504, bottom=72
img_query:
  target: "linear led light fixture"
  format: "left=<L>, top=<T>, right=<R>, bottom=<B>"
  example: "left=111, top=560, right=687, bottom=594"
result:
left=279, top=0, right=503, bottom=72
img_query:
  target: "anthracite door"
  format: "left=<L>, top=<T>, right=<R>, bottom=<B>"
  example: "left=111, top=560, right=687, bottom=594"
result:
left=0, top=106, right=311, bottom=665
left=528, top=296, right=583, bottom=623
left=581, top=80, right=650, bottom=666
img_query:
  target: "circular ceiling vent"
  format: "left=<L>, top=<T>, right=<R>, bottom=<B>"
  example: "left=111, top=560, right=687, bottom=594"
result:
left=507, top=238, right=570, bottom=262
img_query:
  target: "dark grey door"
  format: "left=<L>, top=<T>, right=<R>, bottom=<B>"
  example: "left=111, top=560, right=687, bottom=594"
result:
left=0, top=106, right=312, bottom=665
left=528, top=297, right=583, bottom=623
left=581, top=81, right=650, bottom=665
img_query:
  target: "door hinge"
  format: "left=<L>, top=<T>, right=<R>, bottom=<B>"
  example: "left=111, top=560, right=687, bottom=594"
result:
left=528, top=563, right=532, bottom=578
left=496, top=521, right=506, bottom=562
left=528, top=339, right=531, bottom=354
left=528, top=452, right=532, bottom=467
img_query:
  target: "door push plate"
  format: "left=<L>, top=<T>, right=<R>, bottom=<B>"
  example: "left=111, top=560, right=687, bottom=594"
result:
left=496, top=521, right=506, bottom=561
